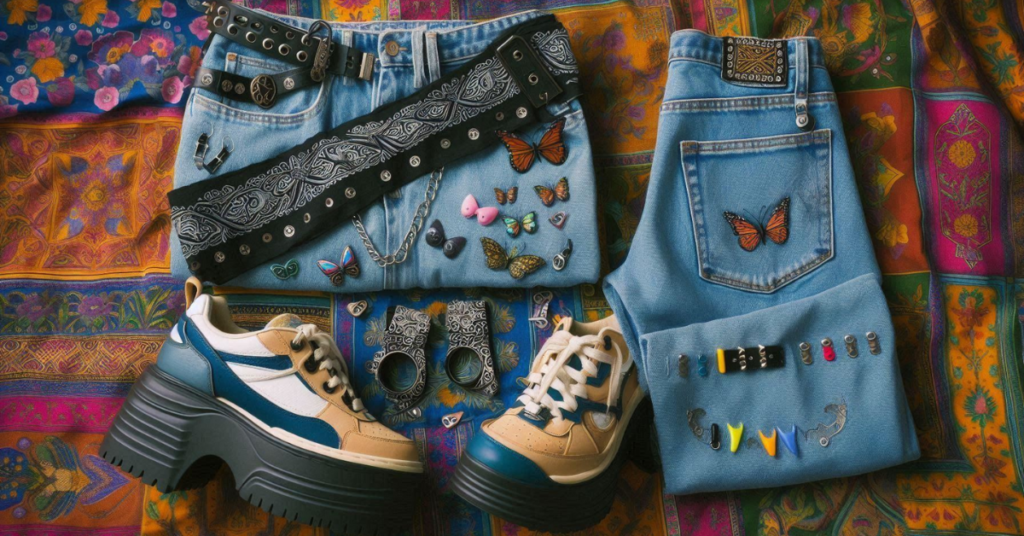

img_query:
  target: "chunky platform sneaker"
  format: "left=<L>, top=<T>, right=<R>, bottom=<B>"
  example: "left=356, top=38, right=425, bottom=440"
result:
left=451, top=315, right=649, bottom=532
left=101, top=278, right=422, bottom=534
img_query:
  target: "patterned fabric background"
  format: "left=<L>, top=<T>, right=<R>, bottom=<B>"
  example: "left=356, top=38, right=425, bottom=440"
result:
left=1, top=0, right=1023, bottom=535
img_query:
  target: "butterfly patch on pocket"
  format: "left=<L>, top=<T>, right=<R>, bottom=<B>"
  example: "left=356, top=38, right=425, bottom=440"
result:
left=503, top=212, right=537, bottom=237
left=317, top=246, right=361, bottom=286
left=496, top=119, right=568, bottom=173
left=722, top=197, right=790, bottom=252
left=535, top=177, right=569, bottom=206
left=480, top=237, right=545, bottom=279
left=270, top=259, right=300, bottom=280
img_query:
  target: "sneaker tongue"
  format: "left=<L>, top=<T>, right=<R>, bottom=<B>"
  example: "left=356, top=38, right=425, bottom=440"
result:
left=264, top=313, right=304, bottom=329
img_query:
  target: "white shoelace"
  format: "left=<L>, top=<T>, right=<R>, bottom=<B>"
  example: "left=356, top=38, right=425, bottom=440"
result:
left=291, top=324, right=365, bottom=413
left=517, top=330, right=621, bottom=422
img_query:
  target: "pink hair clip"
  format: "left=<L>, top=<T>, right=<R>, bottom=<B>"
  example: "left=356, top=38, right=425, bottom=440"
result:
left=461, top=194, right=498, bottom=226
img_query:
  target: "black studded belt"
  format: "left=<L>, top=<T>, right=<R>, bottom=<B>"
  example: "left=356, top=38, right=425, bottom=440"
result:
left=169, top=12, right=581, bottom=284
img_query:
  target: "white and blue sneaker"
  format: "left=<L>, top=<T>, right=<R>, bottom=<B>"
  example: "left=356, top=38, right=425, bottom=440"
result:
left=102, top=278, right=423, bottom=533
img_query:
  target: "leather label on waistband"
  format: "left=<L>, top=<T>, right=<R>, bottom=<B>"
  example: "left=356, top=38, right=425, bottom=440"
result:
left=721, top=36, right=787, bottom=88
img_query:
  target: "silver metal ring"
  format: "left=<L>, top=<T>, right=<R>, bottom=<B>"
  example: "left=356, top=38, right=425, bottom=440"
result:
left=214, top=252, right=225, bottom=263
left=409, top=156, right=421, bottom=167
left=263, top=38, right=274, bottom=50
left=380, top=170, right=392, bottom=182
left=296, top=50, right=308, bottom=62
left=345, top=187, right=356, bottom=199
left=468, top=128, right=480, bottom=140
left=279, top=44, right=291, bottom=56
left=239, top=244, right=250, bottom=255
left=325, top=197, right=334, bottom=207
left=283, top=225, right=295, bottom=237
left=512, top=50, right=523, bottom=61
left=262, top=233, right=273, bottom=243
left=516, top=107, right=528, bottom=119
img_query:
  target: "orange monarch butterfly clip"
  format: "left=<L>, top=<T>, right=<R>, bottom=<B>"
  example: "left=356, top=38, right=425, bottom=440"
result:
left=494, top=186, right=518, bottom=205
left=534, top=177, right=569, bottom=206
left=495, top=118, right=568, bottom=173
left=722, top=197, right=790, bottom=252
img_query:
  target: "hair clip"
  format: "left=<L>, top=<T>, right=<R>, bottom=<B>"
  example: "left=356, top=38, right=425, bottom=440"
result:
left=494, top=187, right=518, bottom=205
left=502, top=212, right=537, bottom=237
left=317, top=246, right=360, bottom=286
left=529, top=290, right=553, bottom=329
left=194, top=132, right=232, bottom=173
left=549, top=211, right=568, bottom=229
left=461, top=194, right=498, bottom=226
left=552, top=239, right=573, bottom=271
left=270, top=259, right=299, bottom=280
left=425, top=220, right=467, bottom=259
left=866, top=331, right=881, bottom=354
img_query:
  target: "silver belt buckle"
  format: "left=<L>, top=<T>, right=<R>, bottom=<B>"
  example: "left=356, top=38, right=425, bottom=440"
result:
left=358, top=52, right=375, bottom=81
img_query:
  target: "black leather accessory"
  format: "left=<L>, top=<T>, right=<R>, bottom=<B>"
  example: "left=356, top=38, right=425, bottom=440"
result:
left=170, top=13, right=580, bottom=284
left=367, top=306, right=430, bottom=412
left=192, top=65, right=321, bottom=109
left=444, top=300, right=498, bottom=397
left=721, top=36, right=788, bottom=88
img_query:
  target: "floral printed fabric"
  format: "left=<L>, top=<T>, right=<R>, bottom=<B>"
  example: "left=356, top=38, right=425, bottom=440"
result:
left=2, top=0, right=1024, bottom=535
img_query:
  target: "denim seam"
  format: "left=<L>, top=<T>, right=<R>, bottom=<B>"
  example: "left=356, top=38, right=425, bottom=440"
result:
left=679, top=129, right=835, bottom=294
left=661, top=93, right=836, bottom=112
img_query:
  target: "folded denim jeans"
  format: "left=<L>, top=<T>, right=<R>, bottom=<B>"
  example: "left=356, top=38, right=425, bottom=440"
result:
left=603, top=31, right=920, bottom=494
left=170, top=9, right=599, bottom=291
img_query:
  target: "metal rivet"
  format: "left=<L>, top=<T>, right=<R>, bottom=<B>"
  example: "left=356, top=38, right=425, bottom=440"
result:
left=301, top=34, right=311, bottom=46
left=262, top=233, right=273, bottom=243
left=214, top=251, right=226, bottom=263
left=495, top=112, right=505, bottom=121
left=217, top=5, right=228, bottom=16
left=866, top=331, right=881, bottom=354
left=678, top=354, right=689, bottom=378
left=799, top=342, right=813, bottom=364
left=263, top=38, right=274, bottom=50
left=234, top=83, right=245, bottom=94
left=296, top=50, right=308, bottom=62
left=384, top=41, right=401, bottom=56
left=325, top=198, right=334, bottom=208
left=285, top=30, right=294, bottom=39
left=844, top=335, right=858, bottom=358
left=279, top=44, right=291, bottom=56
left=245, top=31, right=256, bottom=42
left=303, top=213, right=311, bottom=223
left=283, top=77, right=294, bottom=90
left=512, top=50, right=523, bottom=61
left=221, top=80, right=233, bottom=92
left=468, top=128, right=480, bottom=140
left=528, top=73, right=539, bottom=85
left=284, top=225, right=295, bottom=237
left=380, top=170, right=392, bottom=182
left=200, top=73, right=213, bottom=85
left=345, top=187, right=356, bottom=199
left=213, top=16, right=225, bottom=27
left=440, top=138, right=451, bottom=149
left=239, top=244, right=250, bottom=255
left=228, top=24, right=239, bottom=35
left=409, top=155, right=421, bottom=168
left=251, top=21, right=261, bottom=30
left=516, top=107, right=528, bottom=119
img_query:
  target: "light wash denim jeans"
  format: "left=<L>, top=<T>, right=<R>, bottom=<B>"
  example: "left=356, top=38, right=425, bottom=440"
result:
left=170, top=10, right=598, bottom=291
left=604, top=31, right=919, bottom=494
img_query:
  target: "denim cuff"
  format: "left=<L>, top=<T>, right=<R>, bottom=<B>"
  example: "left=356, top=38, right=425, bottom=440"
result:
left=640, top=273, right=919, bottom=495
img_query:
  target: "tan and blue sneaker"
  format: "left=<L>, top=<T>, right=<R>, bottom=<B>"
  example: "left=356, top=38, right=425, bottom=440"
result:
left=101, top=278, right=422, bottom=533
left=451, top=314, right=648, bottom=532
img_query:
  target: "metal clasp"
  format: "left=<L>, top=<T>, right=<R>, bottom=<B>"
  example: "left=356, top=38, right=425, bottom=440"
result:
left=358, top=52, right=375, bottom=81
left=496, top=34, right=562, bottom=108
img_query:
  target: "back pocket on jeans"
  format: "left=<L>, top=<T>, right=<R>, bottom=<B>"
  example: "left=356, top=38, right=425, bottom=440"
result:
left=681, top=129, right=833, bottom=293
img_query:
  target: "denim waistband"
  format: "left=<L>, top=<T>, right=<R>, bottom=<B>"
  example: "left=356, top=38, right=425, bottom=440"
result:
left=221, top=9, right=546, bottom=67
left=668, top=30, right=827, bottom=70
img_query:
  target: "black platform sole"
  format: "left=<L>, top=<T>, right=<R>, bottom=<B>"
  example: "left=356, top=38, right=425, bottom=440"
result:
left=101, top=366, right=421, bottom=535
left=449, top=397, right=654, bottom=533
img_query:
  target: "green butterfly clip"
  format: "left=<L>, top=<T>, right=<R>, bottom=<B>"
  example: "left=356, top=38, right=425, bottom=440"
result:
left=271, top=259, right=300, bottom=280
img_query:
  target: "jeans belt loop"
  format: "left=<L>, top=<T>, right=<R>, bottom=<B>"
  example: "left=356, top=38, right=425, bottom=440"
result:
left=794, top=39, right=813, bottom=131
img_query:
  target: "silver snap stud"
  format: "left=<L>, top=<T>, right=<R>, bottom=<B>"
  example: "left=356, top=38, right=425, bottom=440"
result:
left=345, top=187, right=356, bottom=199
left=221, top=80, right=233, bottom=92
left=468, top=128, right=480, bottom=140
left=303, top=213, right=311, bottom=223
left=380, top=170, right=392, bottom=182
left=200, top=73, right=213, bottom=85
left=512, top=50, right=523, bottom=61
left=283, top=77, right=294, bottom=90
left=263, top=233, right=273, bottom=243
left=440, top=138, right=451, bottom=149
left=239, top=244, right=250, bottom=255
left=284, top=225, right=295, bottom=237
left=325, top=197, right=334, bottom=208
left=234, top=83, right=245, bottom=94
left=516, top=107, right=528, bottom=119
left=528, top=73, right=539, bottom=85
left=409, top=155, right=421, bottom=167
left=495, top=111, right=505, bottom=121
left=214, top=251, right=226, bottom=263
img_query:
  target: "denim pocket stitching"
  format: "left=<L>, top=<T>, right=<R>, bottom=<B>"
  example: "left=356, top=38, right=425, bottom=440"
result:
left=661, top=93, right=835, bottom=113
left=680, top=129, right=834, bottom=293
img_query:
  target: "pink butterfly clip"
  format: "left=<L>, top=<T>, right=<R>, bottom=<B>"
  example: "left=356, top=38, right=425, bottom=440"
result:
left=461, top=194, right=498, bottom=226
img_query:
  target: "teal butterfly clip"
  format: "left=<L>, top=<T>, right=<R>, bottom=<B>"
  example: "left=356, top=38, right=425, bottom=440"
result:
left=271, top=259, right=300, bottom=280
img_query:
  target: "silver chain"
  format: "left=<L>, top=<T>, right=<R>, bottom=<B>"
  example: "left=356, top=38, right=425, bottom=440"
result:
left=352, top=168, right=443, bottom=267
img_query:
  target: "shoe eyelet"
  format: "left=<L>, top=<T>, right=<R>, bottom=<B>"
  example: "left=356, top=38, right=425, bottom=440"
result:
left=304, top=356, right=319, bottom=373
left=322, top=381, right=338, bottom=394
left=603, top=336, right=612, bottom=350
left=290, top=339, right=304, bottom=351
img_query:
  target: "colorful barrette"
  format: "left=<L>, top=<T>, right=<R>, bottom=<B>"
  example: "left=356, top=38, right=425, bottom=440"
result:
left=535, top=177, right=569, bottom=206
left=723, top=197, right=789, bottom=252
left=270, top=259, right=299, bottom=280
left=503, top=212, right=537, bottom=237
left=480, top=237, right=545, bottom=280
left=495, top=118, right=568, bottom=173
left=425, top=220, right=467, bottom=259
left=549, top=211, right=568, bottom=229
left=461, top=194, right=498, bottom=226
left=494, top=187, right=518, bottom=205
left=317, top=246, right=360, bottom=286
